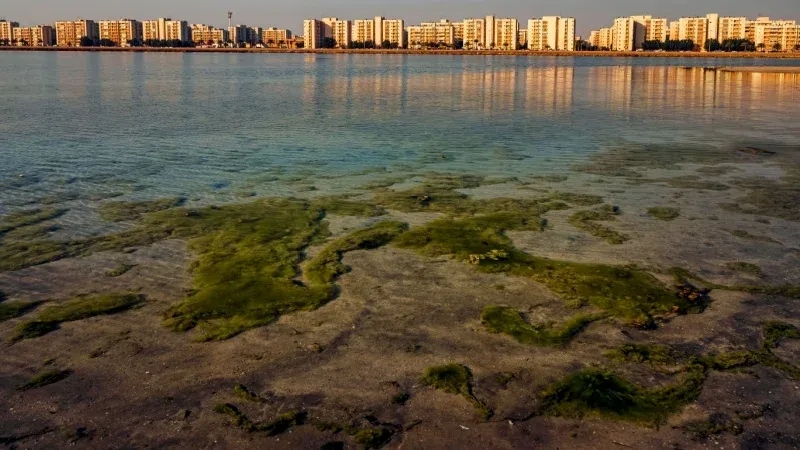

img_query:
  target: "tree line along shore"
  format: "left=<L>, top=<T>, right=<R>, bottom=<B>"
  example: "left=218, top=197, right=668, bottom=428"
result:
left=2, top=47, right=800, bottom=58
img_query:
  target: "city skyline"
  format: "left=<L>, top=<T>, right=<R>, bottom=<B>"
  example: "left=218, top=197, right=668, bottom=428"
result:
left=2, top=0, right=799, bottom=37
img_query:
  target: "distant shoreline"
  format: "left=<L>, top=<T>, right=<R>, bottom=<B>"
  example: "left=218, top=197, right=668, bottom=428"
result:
left=2, top=47, right=800, bottom=58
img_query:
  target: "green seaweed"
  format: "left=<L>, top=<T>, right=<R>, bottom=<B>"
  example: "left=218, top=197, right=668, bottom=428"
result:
left=304, top=221, right=408, bottom=286
left=311, top=196, right=387, bottom=217
left=214, top=403, right=305, bottom=436
left=646, top=207, right=680, bottom=221
left=161, top=200, right=333, bottom=341
left=10, top=294, right=145, bottom=342
left=17, top=369, right=71, bottom=391
left=0, top=208, right=66, bottom=235
left=233, top=383, right=266, bottom=403
left=352, top=427, right=393, bottom=448
left=0, top=300, right=42, bottom=322
left=568, top=205, right=628, bottom=244
left=538, top=365, right=707, bottom=425
left=549, top=192, right=604, bottom=206
left=722, top=182, right=799, bottom=221
left=728, top=229, right=780, bottom=244
left=605, top=343, right=684, bottom=365
left=762, top=322, right=800, bottom=350
left=396, top=217, right=697, bottom=327
left=98, top=197, right=184, bottom=222
left=481, top=306, right=604, bottom=347
left=725, top=262, right=762, bottom=277
left=683, top=415, right=743, bottom=439
left=670, top=267, right=800, bottom=299
left=422, top=364, right=492, bottom=419
left=105, top=264, right=136, bottom=277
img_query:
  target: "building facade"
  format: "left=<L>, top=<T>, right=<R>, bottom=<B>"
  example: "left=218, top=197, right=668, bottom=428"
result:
left=262, top=28, right=292, bottom=46
left=408, top=20, right=454, bottom=47
left=718, top=17, right=747, bottom=41
left=98, top=19, right=142, bottom=46
left=12, top=26, right=55, bottom=46
left=493, top=18, right=519, bottom=49
left=0, top=20, right=18, bottom=44
left=55, top=20, right=98, bottom=46
left=303, top=19, right=324, bottom=49
left=190, top=24, right=228, bottom=45
left=463, top=18, right=485, bottom=49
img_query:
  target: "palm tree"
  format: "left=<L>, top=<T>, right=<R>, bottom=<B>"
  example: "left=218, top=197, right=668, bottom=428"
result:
left=772, top=42, right=782, bottom=52
left=794, top=44, right=800, bottom=52
left=757, top=43, right=765, bottom=52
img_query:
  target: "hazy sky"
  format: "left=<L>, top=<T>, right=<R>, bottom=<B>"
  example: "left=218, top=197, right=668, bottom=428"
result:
left=3, top=0, right=799, bottom=37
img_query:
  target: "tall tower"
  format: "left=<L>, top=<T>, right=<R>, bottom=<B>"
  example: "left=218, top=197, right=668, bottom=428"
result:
left=228, top=11, right=233, bottom=30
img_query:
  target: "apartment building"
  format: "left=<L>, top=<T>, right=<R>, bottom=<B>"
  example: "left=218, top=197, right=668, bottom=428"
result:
left=330, top=19, right=351, bottom=48
left=518, top=29, right=527, bottom=47
left=12, top=25, right=55, bottom=46
left=493, top=18, right=519, bottom=49
left=678, top=16, right=709, bottom=46
left=381, top=19, right=405, bottom=48
left=463, top=18, right=485, bottom=49
left=303, top=19, right=324, bottom=49
left=718, top=17, right=747, bottom=41
left=0, top=20, right=18, bottom=44
left=407, top=20, right=455, bottom=47
left=753, top=19, right=799, bottom=50
left=142, top=18, right=190, bottom=42
left=228, top=24, right=249, bottom=44
left=598, top=27, right=614, bottom=49
left=589, top=30, right=599, bottom=47
left=190, top=24, right=228, bottom=45
left=98, top=19, right=142, bottom=46
left=352, top=19, right=376, bottom=43
left=668, top=21, right=679, bottom=40
left=262, top=27, right=292, bottom=46
left=612, top=17, right=633, bottom=50
left=645, top=17, right=668, bottom=42
left=527, top=17, right=575, bottom=51
left=55, top=20, right=98, bottom=46
left=453, top=22, right=464, bottom=42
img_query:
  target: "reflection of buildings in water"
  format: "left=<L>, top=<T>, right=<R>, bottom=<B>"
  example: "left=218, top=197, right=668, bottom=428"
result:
left=586, top=66, right=798, bottom=121
left=522, top=66, right=574, bottom=115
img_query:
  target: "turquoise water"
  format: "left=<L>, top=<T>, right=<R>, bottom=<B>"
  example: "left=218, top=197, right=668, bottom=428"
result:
left=1, top=53, right=799, bottom=211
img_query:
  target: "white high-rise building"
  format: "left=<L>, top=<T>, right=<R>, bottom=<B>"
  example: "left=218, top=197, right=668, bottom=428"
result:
left=527, top=17, right=575, bottom=51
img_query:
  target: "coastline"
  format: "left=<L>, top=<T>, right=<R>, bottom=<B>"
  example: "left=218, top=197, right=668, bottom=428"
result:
left=2, top=46, right=800, bottom=58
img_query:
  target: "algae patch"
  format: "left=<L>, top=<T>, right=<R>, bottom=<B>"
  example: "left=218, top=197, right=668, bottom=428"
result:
left=646, top=207, right=680, bottom=221
left=98, top=197, right=185, bottom=222
left=214, top=403, right=305, bottom=436
left=304, top=221, right=407, bottom=286
left=568, top=205, right=628, bottom=244
left=10, top=294, right=145, bottom=342
left=17, top=369, right=72, bottom=391
left=0, top=300, right=42, bottom=322
left=422, top=364, right=492, bottom=419
left=481, top=306, right=604, bottom=347
left=396, top=216, right=701, bottom=327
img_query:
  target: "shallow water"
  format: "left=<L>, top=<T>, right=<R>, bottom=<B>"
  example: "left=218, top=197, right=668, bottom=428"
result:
left=1, top=53, right=799, bottom=213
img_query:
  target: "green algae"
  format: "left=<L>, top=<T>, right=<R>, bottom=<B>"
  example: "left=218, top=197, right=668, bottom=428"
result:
left=538, top=365, right=707, bottom=426
left=728, top=229, right=780, bottom=244
left=422, top=364, right=492, bottom=419
left=762, top=322, right=800, bottom=350
left=481, top=306, right=604, bottom=347
left=646, top=207, right=680, bottom=221
left=396, top=217, right=697, bottom=327
left=725, top=262, right=762, bottom=277
left=549, top=192, right=604, bottom=206
left=214, top=403, right=305, bottom=436
left=683, top=415, right=743, bottom=440
left=233, top=384, right=266, bottom=403
left=2, top=223, right=60, bottom=241
left=0, top=208, right=66, bottom=235
left=304, top=222, right=407, bottom=286
left=0, top=300, right=42, bottom=322
left=161, top=200, right=333, bottom=341
left=669, top=267, right=800, bottom=299
left=605, top=344, right=685, bottom=365
left=722, top=183, right=800, bottom=221
left=16, top=369, right=71, bottom=391
left=353, top=428, right=394, bottom=448
left=98, top=197, right=185, bottom=222
left=10, top=294, right=145, bottom=343
left=310, top=196, right=387, bottom=217
left=568, top=205, right=628, bottom=244
left=105, top=264, right=136, bottom=277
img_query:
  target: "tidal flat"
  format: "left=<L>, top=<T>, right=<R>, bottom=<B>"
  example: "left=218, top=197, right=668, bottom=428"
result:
left=1, top=56, right=800, bottom=448
left=1, top=140, right=799, bottom=449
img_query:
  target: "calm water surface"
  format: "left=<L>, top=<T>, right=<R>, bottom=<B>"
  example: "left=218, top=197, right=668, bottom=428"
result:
left=1, top=53, right=799, bottom=218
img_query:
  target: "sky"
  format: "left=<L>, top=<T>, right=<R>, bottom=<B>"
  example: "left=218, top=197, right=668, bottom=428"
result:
left=3, top=0, right=799, bottom=38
